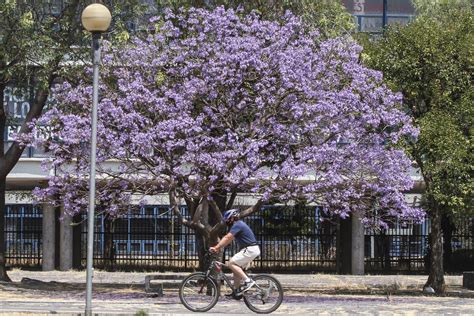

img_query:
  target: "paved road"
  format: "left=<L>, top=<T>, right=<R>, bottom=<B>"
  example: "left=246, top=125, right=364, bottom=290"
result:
left=0, top=294, right=473, bottom=315
left=1, top=271, right=473, bottom=315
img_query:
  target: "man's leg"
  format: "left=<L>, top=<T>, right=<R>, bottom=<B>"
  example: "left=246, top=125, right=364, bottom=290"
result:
left=228, top=260, right=247, bottom=289
left=228, top=247, right=259, bottom=295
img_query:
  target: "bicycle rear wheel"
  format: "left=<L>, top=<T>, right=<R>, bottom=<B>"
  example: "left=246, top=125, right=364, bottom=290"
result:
left=179, top=272, right=220, bottom=312
left=243, top=274, right=283, bottom=314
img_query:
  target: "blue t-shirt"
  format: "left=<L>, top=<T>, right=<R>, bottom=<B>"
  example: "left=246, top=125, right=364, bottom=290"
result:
left=229, top=220, right=257, bottom=249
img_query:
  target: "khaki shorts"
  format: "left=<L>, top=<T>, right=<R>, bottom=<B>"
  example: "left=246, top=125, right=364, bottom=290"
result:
left=230, top=245, right=261, bottom=269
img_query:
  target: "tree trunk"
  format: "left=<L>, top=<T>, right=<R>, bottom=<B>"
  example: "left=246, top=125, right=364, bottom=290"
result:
left=0, top=84, right=10, bottom=281
left=0, top=176, right=11, bottom=281
left=209, top=190, right=227, bottom=242
left=195, top=196, right=226, bottom=271
left=0, top=84, right=51, bottom=280
left=196, top=230, right=208, bottom=270
left=201, top=198, right=211, bottom=270
left=425, top=204, right=446, bottom=293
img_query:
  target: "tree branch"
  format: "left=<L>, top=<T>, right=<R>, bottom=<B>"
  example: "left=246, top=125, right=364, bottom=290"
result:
left=226, top=189, right=238, bottom=210
left=169, top=190, right=191, bottom=228
left=192, top=197, right=206, bottom=224
left=208, top=198, right=222, bottom=222
left=238, top=199, right=265, bottom=219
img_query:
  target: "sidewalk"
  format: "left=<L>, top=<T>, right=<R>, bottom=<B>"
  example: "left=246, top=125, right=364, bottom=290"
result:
left=2, top=269, right=473, bottom=298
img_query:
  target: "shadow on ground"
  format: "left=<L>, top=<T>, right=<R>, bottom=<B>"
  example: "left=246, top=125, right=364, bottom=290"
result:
left=0, top=278, right=156, bottom=300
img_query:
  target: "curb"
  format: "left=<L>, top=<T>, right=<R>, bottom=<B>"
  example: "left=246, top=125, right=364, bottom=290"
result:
left=284, top=287, right=474, bottom=298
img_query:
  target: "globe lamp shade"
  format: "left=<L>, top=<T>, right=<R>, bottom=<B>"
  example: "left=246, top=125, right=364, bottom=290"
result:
left=81, top=4, right=111, bottom=32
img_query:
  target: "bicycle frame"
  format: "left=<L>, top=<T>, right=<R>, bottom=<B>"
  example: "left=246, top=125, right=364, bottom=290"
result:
left=204, top=260, right=237, bottom=291
left=202, top=258, right=269, bottom=297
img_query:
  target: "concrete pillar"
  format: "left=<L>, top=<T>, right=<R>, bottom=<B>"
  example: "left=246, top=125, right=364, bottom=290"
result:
left=42, top=204, right=56, bottom=271
left=337, top=216, right=352, bottom=274
left=59, top=207, right=73, bottom=270
left=351, top=212, right=365, bottom=275
left=72, top=214, right=83, bottom=269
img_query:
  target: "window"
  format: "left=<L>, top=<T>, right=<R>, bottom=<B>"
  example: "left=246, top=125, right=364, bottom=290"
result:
left=43, top=0, right=63, bottom=16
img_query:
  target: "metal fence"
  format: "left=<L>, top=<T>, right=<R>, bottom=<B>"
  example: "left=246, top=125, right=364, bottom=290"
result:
left=4, top=204, right=474, bottom=273
left=225, top=206, right=337, bottom=272
left=81, top=205, right=199, bottom=271
left=365, top=221, right=430, bottom=273
left=80, top=205, right=338, bottom=272
left=5, top=204, right=43, bottom=268
left=446, top=218, right=474, bottom=272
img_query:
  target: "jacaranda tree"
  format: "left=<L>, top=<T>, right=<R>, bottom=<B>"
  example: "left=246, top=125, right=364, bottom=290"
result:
left=26, top=7, right=423, bottom=263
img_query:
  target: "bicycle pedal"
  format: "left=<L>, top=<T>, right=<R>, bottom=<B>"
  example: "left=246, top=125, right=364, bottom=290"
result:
left=225, top=292, right=243, bottom=300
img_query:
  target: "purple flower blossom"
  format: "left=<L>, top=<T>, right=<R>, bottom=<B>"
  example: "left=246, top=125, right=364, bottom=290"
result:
left=29, top=7, right=424, bottom=226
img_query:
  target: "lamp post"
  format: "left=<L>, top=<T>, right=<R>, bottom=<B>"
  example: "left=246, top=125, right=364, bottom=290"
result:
left=81, top=4, right=111, bottom=316
left=382, top=0, right=388, bottom=30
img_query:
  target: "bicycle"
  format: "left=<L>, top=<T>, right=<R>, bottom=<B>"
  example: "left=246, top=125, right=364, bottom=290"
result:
left=179, top=252, right=283, bottom=314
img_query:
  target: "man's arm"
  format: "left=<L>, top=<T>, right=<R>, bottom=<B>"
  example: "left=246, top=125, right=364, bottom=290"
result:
left=210, top=232, right=235, bottom=253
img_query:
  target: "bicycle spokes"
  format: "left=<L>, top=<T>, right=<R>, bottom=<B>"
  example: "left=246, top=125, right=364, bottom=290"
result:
left=243, top=275, right=283, bottom=314
left=179, top=273, right=220, bottom=312
left=250, top=281, right=274, bottom=302
left=179, top=270, right=283, bottom=314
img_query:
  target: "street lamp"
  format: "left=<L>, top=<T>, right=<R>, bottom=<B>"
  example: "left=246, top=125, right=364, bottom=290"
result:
left=81, top=4, right=111, bottom=316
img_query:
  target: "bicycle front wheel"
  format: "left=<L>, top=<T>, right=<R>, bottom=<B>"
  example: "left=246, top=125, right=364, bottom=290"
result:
left=179, top=272, right=220, bottom=312
left=243, top=274, right=283, bottom=314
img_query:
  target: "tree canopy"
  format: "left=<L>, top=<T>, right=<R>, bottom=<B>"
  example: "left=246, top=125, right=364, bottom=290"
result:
left=29, top=7, right=423, bottom=237
left=362, top=5, right=473, bottom=217
left=155, top=0, right=355, bottom=38
left=361, top=3, right=473, bottom=292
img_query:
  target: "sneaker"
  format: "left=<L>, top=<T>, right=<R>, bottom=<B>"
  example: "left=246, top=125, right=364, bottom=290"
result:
left=225, top=291, right=243, bottom=300
left=236, top=279, right=255, bottom=295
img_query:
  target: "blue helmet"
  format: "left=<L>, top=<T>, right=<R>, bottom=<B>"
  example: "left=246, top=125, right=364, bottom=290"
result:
left=223, top=209, right=239, bottom=222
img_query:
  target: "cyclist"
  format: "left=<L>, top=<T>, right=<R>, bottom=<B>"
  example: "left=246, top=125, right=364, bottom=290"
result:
left=209, top=209, right=260, bottom=296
